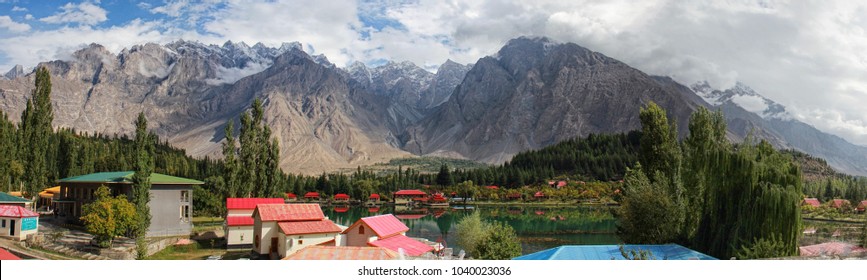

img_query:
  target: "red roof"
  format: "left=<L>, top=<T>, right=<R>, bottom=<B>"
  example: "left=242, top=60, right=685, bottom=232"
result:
left=803, top=198, right=821, bottom=207
left=486, top=185, right=498, bottom=189
left=431, top=193, right=447, bottom=202
left=226, top=198, right=284, bottom=210
left=557, top=181, right=567, bottom=188
left=394, top=189, right=426, bottom=196
left=277, top=220, right=342, bottom=235
left=334, top=193, right=350, bottom=200
left=534, top=191, right=546, bottom=197
left=255, top=204, right=324, bottom=222
left=369, top=193, right=380, bottom=199
left=286, top=193, right=297, bottom=199
left=830, top=199, right=849, bottom=208
left=857, top=200, right=867, bottom=210
left=0, top=248, right=21, bottom=260
left=395, top=214, right=427, bottom=220
left=283, top=246, right=398, bottom=260
left=0, top=205, right=38, bottom=218
left=226, top=216, right=255, bottom=226
left=346, top=214, right=408, bottom=238
left=304, top=192, right=320, bottom=198
left=369, top=234, right=434, bottom=257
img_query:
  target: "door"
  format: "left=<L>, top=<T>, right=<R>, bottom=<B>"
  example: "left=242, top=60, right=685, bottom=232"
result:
left=9, top=220, right=15, bottom=236
left=270, top=237, right=278, bottom=254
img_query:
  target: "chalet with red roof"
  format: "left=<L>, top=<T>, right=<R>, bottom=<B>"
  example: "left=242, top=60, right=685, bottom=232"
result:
left=829, top=199, right=851, bottom=209
left=0, top=205, right=39, bottom=241
left=303, top=192, right=320, bottom=202
left=856, top=200, right=867, bottom=213
left=224, top=198, right=285, bottom=248
left=394, top=190, right=426, bottom=205
left=802, top=198, right=821, bottom=208
left=342, top=214, right=434, bottom=257
left=534, top=191, right=547, bottom=200
left=285, top=193, right=297, bottom=202
left=334, top=193, right=350, bottom=204
left=252, top=204, right=343, bottom=259
left=368, top=193, right=381, bottom=204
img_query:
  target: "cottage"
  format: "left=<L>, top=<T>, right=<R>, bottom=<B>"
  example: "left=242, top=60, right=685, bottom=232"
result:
left=303, top=192, right=321, bottom=202
left=486, top=185, right=498, bottom=190
left=0, top=192, right=32, bottom=210
left=55, top=171, right=202, bottom=237
left=342, top=214, right=433, bottom=257
left=368, top=194, right=380, bottom=204
left=225, top=198, right=285, bottom=248
left=394, top=190, right=426, bottom=205
left=252, top=204, right=343, bottom=259
left=282, top=245, right=398, bottom=260
left=802, top=198, right=821, bottom=208
left=333, top=193, right=350, bottom=204
left=829, top=199, right=851, bottom=209
left=0, top=205, right=39, bottom=241
left=534, top=191, right=547, bottom=200
left=856, top=200, right=867, bottom=213
left=285, top=193, right=297, bottom=202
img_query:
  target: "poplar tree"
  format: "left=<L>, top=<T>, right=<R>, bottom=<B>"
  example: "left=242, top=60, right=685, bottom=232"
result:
left=222, top=120, right=239, bottom=197
left=20, top=66, right=54, bottom=199
left=131, top=112, right=155, bottom=257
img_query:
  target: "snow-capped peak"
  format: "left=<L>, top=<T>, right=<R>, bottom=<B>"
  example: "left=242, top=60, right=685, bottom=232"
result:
left=691, top=81, right=790, bottom=120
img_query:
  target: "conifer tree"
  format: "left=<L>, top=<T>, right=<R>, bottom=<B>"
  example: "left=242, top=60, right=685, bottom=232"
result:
left=20, top=67, right=53, bottom=199
left=131, top=112, right=155, bottom=258
left=222, top=120, right=239, bottom=197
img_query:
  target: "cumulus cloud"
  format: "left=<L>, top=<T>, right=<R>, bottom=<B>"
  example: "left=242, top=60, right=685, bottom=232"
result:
left=204, top=62, right=271, bottom=85
left=150, top=0, right=189, bottom=17
left=11, top=6, right=27, bottom=12
left=40, top=2, right=108, bottom=26
left=0, top=16, right=31, bottom=33
left=730, top=94, right=769, bottom=115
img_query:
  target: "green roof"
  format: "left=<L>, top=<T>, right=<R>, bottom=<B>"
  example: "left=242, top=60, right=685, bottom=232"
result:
left=0, top=192, right=31, bottom=203
left=59, top=171, right=204, bottom=185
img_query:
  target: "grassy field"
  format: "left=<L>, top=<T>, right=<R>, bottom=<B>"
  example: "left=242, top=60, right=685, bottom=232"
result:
left=146, top=240, right=225, bottom=260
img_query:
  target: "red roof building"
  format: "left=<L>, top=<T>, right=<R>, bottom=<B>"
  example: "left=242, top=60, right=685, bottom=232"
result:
left=369, top=193, right=380, bottom=200
left=0, top=205, right=39, bottom=241
left=226, top=216, right=255, bottom=227
left=394, top=190, right=426, bottom=196
left=802, top=198, right=821, bottom=208
left=0, top=248, right=22, bottom=260
left=369, top=234, right=434, bottom=257
left=486, top=185, right=499, bottom=190
left=534, top=191, right=546, bottom=198
left=342, top=214, right=433, bottom=257
left=829, top=199, right=850, bottom=209
left=226, top=198, right=285, bottom=210
left=0, top=205, right=38, bottom=218
left=252, top=203, right=342, bottom=259
left=506, top=193, right=522, bottom=200
left=304, top=192, right=320, bottom=199
left=283, top=246, right=398, bottom=260
left=856, top=200, right=867, bottom=212
left=334, top=193, right=350, bottom=201
left=277, top=220, right=342, bottom=235
left=394, top=189, right=427, bottom=204
left=254, top=204, right=325, bottom=222
left=286, top=193, right=297, bottom=200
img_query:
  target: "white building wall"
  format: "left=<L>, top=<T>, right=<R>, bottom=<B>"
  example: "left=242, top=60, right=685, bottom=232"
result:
left=227, top=209, right=254, bottom=217
left=282, top=233, right=340, bottom=258
left=252, top=221, right=277, bottom=254
left=226, top=226, right=254, bottom=246
left=0, top=216, right=38, bottom=241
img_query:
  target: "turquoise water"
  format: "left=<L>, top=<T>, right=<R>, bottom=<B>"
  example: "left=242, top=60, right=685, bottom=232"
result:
left=322, top=204, right=620, bottom=255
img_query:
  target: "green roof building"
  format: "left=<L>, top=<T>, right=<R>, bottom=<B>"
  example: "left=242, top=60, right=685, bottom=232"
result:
left=0, top=192, right=32, bottom=209
left=56, top=172, right=203, bottom=237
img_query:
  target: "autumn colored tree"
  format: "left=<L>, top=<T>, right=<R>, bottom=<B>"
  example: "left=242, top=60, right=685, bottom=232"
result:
left=80, top=186, right=138, bottom=248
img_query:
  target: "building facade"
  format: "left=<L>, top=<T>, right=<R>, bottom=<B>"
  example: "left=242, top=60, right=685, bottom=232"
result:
left=225, top=198, right=285, bottom=248
left=56, top=172, right=202, bottom=237
left=252, top=203, right=343, bottom=259
left=0, top=205, right=39, bottom=241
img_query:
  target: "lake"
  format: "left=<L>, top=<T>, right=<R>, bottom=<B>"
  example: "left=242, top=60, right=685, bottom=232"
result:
left=322, top=204, right=620, bottom=255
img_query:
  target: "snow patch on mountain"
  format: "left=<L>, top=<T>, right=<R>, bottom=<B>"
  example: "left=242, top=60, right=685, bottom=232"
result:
left=205, top=61, right=271, bottom=85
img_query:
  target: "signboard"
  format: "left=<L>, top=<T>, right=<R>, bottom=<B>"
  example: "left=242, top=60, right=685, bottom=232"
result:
left=21, top=217, right=37, bottom=231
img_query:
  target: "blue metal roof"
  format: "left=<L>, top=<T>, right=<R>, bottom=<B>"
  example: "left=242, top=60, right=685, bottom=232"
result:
left=514, top=244, right=717, bottom=260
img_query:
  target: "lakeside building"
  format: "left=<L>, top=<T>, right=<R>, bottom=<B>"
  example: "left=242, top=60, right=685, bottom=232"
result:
left=251, top=203, right=343, bottom=259
left=55, top=172, right=202, bottom=237
left=802, top=198, right=821, bottom=207
left=225, top=198, right=285, bottom=248
left=342, top=214, right=434, bottom=257
left=394, top=190, right=426, bottom=205
left=0, top=205, right=39, bottom=241
left=333, top=193, right=350, bottom=204
left=303, top=192, right=320, bottom=202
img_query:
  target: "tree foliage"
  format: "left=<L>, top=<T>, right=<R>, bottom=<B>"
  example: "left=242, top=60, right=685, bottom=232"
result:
left=80, top=185, right=138, bottom=248
left=455, top=211, right=522, bottom=260
left=20, top=66, right=54, bottom=198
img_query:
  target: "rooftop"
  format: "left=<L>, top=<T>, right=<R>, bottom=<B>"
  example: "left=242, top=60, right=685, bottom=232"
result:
left=59, top=172, right=204, bottom=185
left=395, top=190, right=426, bottom=196
left=0, top=205, right=39, bottom=218
left=0, top=192, right=31, bottom=203
left=255, top=204, right=324, bottom=222
left=282, top=246, right=398, bottom=260
left=226, top=216, right=255, bottom=226
left=513, top=244, right=717, bottom=260
left=345, top=214, right=408, bottom=238
left=277, top=220, right=342, bottom=235
left=369, top=234, right=433, bottom=257
left=226, top=198, right=285, bottom=210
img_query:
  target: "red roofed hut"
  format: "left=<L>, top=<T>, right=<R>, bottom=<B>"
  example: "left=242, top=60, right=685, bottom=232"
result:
left=802, top=198, right=821, bottom=208
left=394, top=190, right=427, bottom=205
left=342, top=214, right=434, bottom=257
left=252, top=204, right=343, bottom=259
left=856, top=200, right=867, bottom=213
left=304, top=192, right=321, bottom=202
left=534, top=191, right=547, bottom=201
left=829, top=199, right=851, bottom=209
left=368, top=193, right=381, bottom=204
left=285, top=193, right=297, bottom=202
left=334, top=193, right=350, bottom=204
left=225, top=198, right=285, bottom=248
left=0, top=205, right=39, bottom=241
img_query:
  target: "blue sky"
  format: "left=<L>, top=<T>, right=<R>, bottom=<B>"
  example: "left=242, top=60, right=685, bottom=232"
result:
left=0, top=0, right=866, bottom=147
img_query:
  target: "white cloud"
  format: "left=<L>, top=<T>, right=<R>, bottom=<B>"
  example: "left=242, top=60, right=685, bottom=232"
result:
left=204, top=62, right=271, bottom=85
left=730, top=94, right=768, bottom=115
left=138, top=61, right=175, bottom=79
left=0, top=16, right=31, bottom=33
left=11, top=6, right=27, bottom=12
left=24, top=14, right=34, bottom=20
left=150, top=0, right=189, bottom=17
left=40, top=2, right=108, bottom=26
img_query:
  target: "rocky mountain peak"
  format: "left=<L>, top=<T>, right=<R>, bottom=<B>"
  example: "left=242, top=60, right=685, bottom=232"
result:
left=692, top=81, right=789, bottom=120
left=4, top=65, right=25, bottom=79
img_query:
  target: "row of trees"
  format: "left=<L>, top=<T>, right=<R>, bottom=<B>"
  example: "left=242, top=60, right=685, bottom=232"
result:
left=616, top=103, right=804, bottom=259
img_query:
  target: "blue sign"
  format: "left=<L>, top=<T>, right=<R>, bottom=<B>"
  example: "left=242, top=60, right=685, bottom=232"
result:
left=21, top=217, right=37, bottom=231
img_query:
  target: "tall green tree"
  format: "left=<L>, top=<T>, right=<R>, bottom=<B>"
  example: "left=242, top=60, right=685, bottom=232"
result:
left=131, top=112, right=155, bottom=257
left=638, top=102, right=681, bottom=185
left=0, top=112, right=17, bottom=192
left=221, top=120, right=240, bottom=198
left=681, top=107, right=727, bottom=240
left=437, top=164, right=454, bottom=186
left=20, top=66, right=54, bottom=199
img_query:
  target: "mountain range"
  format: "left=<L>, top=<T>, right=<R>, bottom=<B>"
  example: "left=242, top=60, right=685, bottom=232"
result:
left=1, top=37, right=865, bottom=176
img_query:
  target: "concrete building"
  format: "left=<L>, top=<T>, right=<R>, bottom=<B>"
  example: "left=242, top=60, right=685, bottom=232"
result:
left=56, top=172, right=203, bottom=237
left=0, top=205, right=39, bottom=241
left=252, top=204, right=343, bottom=259
left=342, top=214, right=433, bottom=257
left=225, top=198, right=285, bottom=248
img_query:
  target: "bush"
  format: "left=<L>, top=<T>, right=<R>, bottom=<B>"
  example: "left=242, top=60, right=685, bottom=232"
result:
left=455, top=211, right=523, bottom=260
left=734, top=234, right=791, bottom=260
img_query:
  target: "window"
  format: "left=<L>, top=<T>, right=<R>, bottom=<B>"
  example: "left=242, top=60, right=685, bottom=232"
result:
left=359, top=225, right=365, bottom=234
left=180, top=205, right=190, bottom=222
left=180, top=190, right=189, bottom=202
left=1, top=219, right=5, bottom=227
left=298, top=239, right=303, bottom=245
